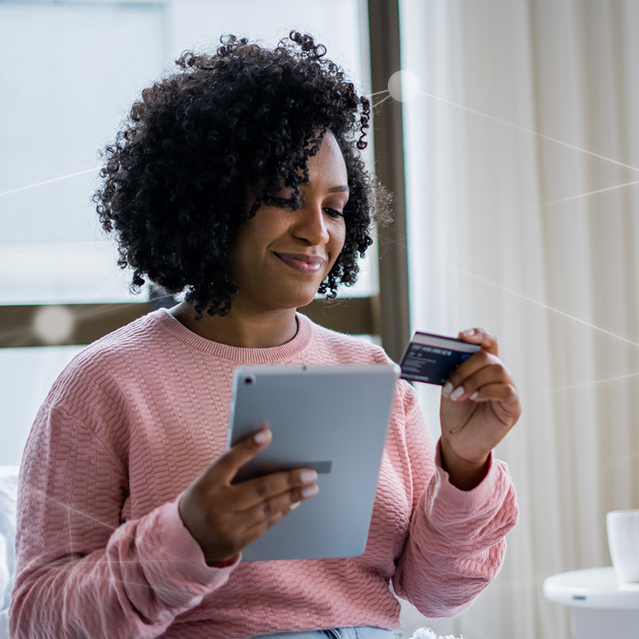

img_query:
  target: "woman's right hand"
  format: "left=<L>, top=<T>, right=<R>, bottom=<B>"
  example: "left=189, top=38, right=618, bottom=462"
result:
left=178, top=427, right=319, bottom=566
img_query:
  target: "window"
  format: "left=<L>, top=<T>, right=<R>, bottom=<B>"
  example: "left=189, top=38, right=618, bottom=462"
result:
left=0, top=0, right=379, bottom=465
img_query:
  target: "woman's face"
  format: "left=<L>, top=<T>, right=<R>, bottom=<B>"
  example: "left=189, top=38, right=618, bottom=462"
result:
left=230, top=130, right=348, bottom=314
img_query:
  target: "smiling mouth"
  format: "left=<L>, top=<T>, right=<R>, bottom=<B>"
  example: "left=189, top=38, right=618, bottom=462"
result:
left=273, top=252, right=326, bottom=274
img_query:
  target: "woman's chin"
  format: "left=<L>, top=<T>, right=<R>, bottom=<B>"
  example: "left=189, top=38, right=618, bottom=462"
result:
left=239, top=291, right=319, bottom=313
left=269, top=282, right=325, bottom=311
left=281, top=292, right=322, bottom=312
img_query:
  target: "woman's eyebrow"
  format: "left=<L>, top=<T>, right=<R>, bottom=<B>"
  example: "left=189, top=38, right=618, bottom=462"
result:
left=327, top=185, right=349, bottom=193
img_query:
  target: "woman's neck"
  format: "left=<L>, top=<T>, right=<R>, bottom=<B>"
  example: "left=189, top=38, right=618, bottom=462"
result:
left=169, top=302, right=298, bottom=348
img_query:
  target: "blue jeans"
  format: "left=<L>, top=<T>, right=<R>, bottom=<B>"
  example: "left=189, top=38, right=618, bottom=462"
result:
left=252, top=627, right=396, bottom=639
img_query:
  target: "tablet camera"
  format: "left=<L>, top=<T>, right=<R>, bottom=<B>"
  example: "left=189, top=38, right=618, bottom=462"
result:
left=244, top=375, right=256, bottom=385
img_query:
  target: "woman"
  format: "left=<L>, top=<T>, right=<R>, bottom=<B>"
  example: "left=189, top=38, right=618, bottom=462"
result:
left=10, top=33, right=520, bottom=639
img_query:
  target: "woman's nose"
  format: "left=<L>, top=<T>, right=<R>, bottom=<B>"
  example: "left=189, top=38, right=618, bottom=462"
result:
left=291, top=203, right=330, bottom=246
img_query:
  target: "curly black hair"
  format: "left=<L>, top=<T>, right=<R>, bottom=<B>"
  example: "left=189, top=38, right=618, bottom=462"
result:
left=94, top=31, right=389, bottom=318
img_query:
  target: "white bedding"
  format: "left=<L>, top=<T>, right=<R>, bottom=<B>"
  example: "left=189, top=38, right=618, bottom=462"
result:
left=0, top=466, right=19, bottom=639
left=408, top=630, right=463, bottom=639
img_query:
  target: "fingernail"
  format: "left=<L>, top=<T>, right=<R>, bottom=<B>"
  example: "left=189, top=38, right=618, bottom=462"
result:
left=290, top=501, right=301, bottom=510
left=301, top=485, right=319, bottom=498
left=442, top=382, right=454, bottom=397
left=300, top=470, right=318, bottom=483
left=254, top=429, right=272, bottom=444
left=463, top=328, right=475, bottom=336
left=450, top=386, right=464, bottom=401
left=470, top=391, right=478, bottom=400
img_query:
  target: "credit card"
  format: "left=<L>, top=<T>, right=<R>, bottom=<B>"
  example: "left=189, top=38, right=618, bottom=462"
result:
left=399, top=331, right=481, bottom=385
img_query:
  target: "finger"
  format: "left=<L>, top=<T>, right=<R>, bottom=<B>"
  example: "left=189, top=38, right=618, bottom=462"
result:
left=458, top=327, right=499, bottom=356
left=242, top=482, right=320, bottom=530
left=232, top=468, right=319, bottom=511
left=467, top=382, right=520, bottom=407
left=205, top=427, right=272, bottom=486
left=240, top=510, right=288, bottom=548
left=226, top=481, right=320, bottom=553
left=444, top=364, right=514, bottom=402
left=213, top=480, right=321, bottom=559
left=442, top=351, right=503, bottom=396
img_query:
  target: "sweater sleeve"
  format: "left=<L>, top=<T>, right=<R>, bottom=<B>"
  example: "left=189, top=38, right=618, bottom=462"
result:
left=9, top=403, right=238, bottom=639
left=391, top=385, right=518, bottom=617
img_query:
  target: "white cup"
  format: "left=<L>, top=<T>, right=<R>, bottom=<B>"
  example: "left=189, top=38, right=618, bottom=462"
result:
left=607, top=510, right=639, bottom=582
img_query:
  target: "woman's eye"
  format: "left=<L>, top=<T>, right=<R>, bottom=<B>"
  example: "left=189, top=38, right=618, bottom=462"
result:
left=264, top=196, right=296, bottom=209
left=264, top=195, right=344, bottom=219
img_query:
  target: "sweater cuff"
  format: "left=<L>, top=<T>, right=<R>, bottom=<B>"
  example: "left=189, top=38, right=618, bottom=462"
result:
left=433, top=439, right=502, bottom=513
left=141, top=492, right=241, bottom=588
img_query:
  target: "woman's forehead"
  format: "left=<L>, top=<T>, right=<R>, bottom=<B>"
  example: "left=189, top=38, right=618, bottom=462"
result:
left=304, top=132, right=348, bottom=188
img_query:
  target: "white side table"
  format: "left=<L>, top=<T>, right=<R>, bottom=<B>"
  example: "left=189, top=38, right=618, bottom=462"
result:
left=543, top=567, right=639, bottom=638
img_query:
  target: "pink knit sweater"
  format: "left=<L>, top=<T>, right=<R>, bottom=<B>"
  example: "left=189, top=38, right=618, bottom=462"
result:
left=10, top=309, right=518, bottom=639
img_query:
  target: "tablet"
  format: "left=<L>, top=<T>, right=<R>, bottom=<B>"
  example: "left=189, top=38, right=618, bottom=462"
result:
left=226, top=363, right=399, bottom=561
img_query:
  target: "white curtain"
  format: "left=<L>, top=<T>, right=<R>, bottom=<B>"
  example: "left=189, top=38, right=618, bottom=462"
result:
left=396, top=1, right=639, bottom=638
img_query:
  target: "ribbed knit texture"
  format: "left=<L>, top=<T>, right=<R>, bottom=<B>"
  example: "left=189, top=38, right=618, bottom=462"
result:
left=9, top=309, right=518, bottom=639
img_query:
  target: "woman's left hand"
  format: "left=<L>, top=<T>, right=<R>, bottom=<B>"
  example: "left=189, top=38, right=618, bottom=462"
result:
left=439, top=328, right=521, bottom=490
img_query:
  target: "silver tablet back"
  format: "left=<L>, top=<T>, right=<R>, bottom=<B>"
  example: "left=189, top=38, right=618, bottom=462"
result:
left=227, top=364, right=399, bottom=561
